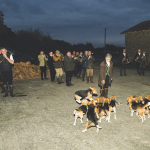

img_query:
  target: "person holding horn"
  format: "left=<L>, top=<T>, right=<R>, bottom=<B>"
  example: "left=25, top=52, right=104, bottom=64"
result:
left=119, top=49, right=129, bottom=76
left=98, top=53, right=113, bottom=98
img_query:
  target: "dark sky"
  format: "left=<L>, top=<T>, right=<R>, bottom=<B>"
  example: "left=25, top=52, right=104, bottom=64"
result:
left=1, top=0, right=150, bottom=47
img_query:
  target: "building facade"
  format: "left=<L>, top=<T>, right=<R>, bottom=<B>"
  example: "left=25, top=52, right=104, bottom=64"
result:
left=121, top=20, right=150, bottom=63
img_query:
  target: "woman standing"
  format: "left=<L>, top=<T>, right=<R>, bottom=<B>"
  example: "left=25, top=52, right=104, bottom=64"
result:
left=64, top=51, right=76, bottom=86
left=98, top=53, right=113, bottom=98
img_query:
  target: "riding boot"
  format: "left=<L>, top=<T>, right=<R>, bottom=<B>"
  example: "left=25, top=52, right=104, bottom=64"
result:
left=87, top=76, right=89, bottom=83
left=60, top=76, right=64, bottom=83
left=1, top=84, right=5, bottom=93
left=56, top=76, right=61, bottom=84
left=82, top=74, right=84, bottom=81
left=9, top=85, right=14, bottom=97
left=69, top=77, right=74, bottom=86
left=104, top=88, right=108, bottom=98
left=120, top=69, right=122, bottom=76
left=90, top=76, right=94, bottom=83
left=3, top=85, right=8, bottom=97
left=124, top=68, right=127, bottom=76
left=139, top=70, right=141, bottom=76
left=66, top=77, right=70, bottom=86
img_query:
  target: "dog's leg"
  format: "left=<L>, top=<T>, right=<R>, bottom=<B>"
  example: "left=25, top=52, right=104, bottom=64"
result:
left=96, top=113, right=99, bottom=119
left=136, top=111, right=138, bottom=116
left=96, top=125, right=102, bottom=133
left=144, top=113, right=146, bottom=120
left=76, top=99, right=81, bottom=104
left=141, top=117, right=144, bottom=123
left=80, top=118, right=83, bottom=123
left=98, top=118, right=101, bottom=123
left=73, top=115, right=77, bottom=125
left=131, top=111, right=134, bottom=116
left=108, top=112, right=111, bottom=122
left=148, top=114, right=150, bottom=118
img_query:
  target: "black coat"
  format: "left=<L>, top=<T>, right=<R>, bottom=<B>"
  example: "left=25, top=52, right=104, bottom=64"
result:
left=134, top=53, right=142, bottom=62
left=64, top=55, right=74, bottom=71
left=119, top=53, right=129, bottom=63
left=48, top=55, right=54, bottom=69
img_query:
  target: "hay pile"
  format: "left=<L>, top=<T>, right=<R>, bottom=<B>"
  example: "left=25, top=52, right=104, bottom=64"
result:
left=12, top=61, right=50, bottom=80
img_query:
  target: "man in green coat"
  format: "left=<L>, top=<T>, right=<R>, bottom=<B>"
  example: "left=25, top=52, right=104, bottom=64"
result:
left=85, top=51, right=95, bottom=83
left=64, top=51, right=76, bottom=86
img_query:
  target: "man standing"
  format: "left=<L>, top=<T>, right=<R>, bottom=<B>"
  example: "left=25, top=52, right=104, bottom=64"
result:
left=85, top=51, right=95, bottom=83
left=72, top=51, right=76, bottom=77
left=81, top=50, right=88, bottom=81
left=139, top=51, right=148, bottom=76
left=53, top=50, right=64, bottom=84
left=48, top=51, right=56, bottom=82
left=0, top=47, right=14, bottom=97
left=38, top=51, right=48, bottom=80
left=119, top=49, right=129, bottom=76
left=134, top=49, right=142, bottom=74
left=0, top=49, right=5, bottom=93
left=64, top=51, right=76, bottom=86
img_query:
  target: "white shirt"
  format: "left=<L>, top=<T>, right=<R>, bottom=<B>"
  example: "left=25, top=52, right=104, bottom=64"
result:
left=123, top=53, right=126, bottom=56
left=138, top=53, right=141, bottom=55
left=106, top=61, right=110, bottom=67
left=10, top=54, right=14, bottom=61
left=143, top=54, right=145, bottom=56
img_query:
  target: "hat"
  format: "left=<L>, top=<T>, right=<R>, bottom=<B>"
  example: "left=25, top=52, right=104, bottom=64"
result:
left=105, top=53, right=112, bottom=59
left=55, top=50, right=60, bottom=53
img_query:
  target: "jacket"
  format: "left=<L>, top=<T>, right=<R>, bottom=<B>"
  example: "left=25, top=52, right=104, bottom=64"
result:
left=64, top=55, right=74, bottom=71
left=119, top=53, right=129, bottom=64
left=48, top=55, right=54, bottom=69
left=98, top=60, right=113, bottom=87
left=38, top=55, right=48, bottom=67
left=82, top=54, right=88, bottom=67
left=1, top=52, right=13, bottom=72
left=85, top=55, right=95, bottom=69
left=53, top=55, right=63, bottom=68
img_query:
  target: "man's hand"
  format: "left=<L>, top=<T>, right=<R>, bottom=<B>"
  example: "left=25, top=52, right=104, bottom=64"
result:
left=3, top=53, right=7, bottom=58
left=102, top=80, right=105, bottom=85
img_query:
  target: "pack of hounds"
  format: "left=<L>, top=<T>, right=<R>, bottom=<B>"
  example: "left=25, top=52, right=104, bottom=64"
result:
left=73, top=87, right=150, bottom=133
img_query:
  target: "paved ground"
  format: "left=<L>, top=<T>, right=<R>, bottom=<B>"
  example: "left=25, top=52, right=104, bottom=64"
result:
left=0, top=60, right=150, bottom=150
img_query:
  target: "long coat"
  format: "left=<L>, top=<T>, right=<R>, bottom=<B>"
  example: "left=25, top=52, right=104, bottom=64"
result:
left=64, top=55, right=74, bottom=71
left=98, top=60, right=113, bottom=87
left=38, top=55, right=48, bottom=67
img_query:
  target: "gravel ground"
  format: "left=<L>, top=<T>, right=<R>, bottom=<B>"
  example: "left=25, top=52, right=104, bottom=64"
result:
left=0, top=60, right=150, bottom=150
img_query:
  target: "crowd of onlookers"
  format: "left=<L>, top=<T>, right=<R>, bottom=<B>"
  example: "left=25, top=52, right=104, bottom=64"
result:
left=38, top=50, right=95, bottom=86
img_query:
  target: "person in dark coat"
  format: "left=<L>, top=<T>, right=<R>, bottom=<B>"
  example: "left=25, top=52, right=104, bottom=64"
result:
left=85, top=51, right=95, bottom=83
left=0, top=49, right=5, bottom=93
left=139, top=51, right=148, bottom=76
left=48, top=51, right=56, bottom=82
left=81, top=50, right=88, bottom=81
left=134, top=49, right=142, bottom=74
left=1, top=47, right=14, bottom=97
left=119, top=49, right=129, bottom=76
left=64, top=51, right=76, bottom=86
left=98, top=53, right=113, bottom=98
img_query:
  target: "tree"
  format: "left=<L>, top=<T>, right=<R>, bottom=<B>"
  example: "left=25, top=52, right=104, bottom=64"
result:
left=0, top=11, right=4, bottom=24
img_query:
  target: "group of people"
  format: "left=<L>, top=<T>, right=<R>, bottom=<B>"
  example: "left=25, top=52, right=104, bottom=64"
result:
left=119, top=49, right=148, bottom=76
left=38, top=50, right=95, bottom=86
left=0, top=46, right=148, bottom=98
